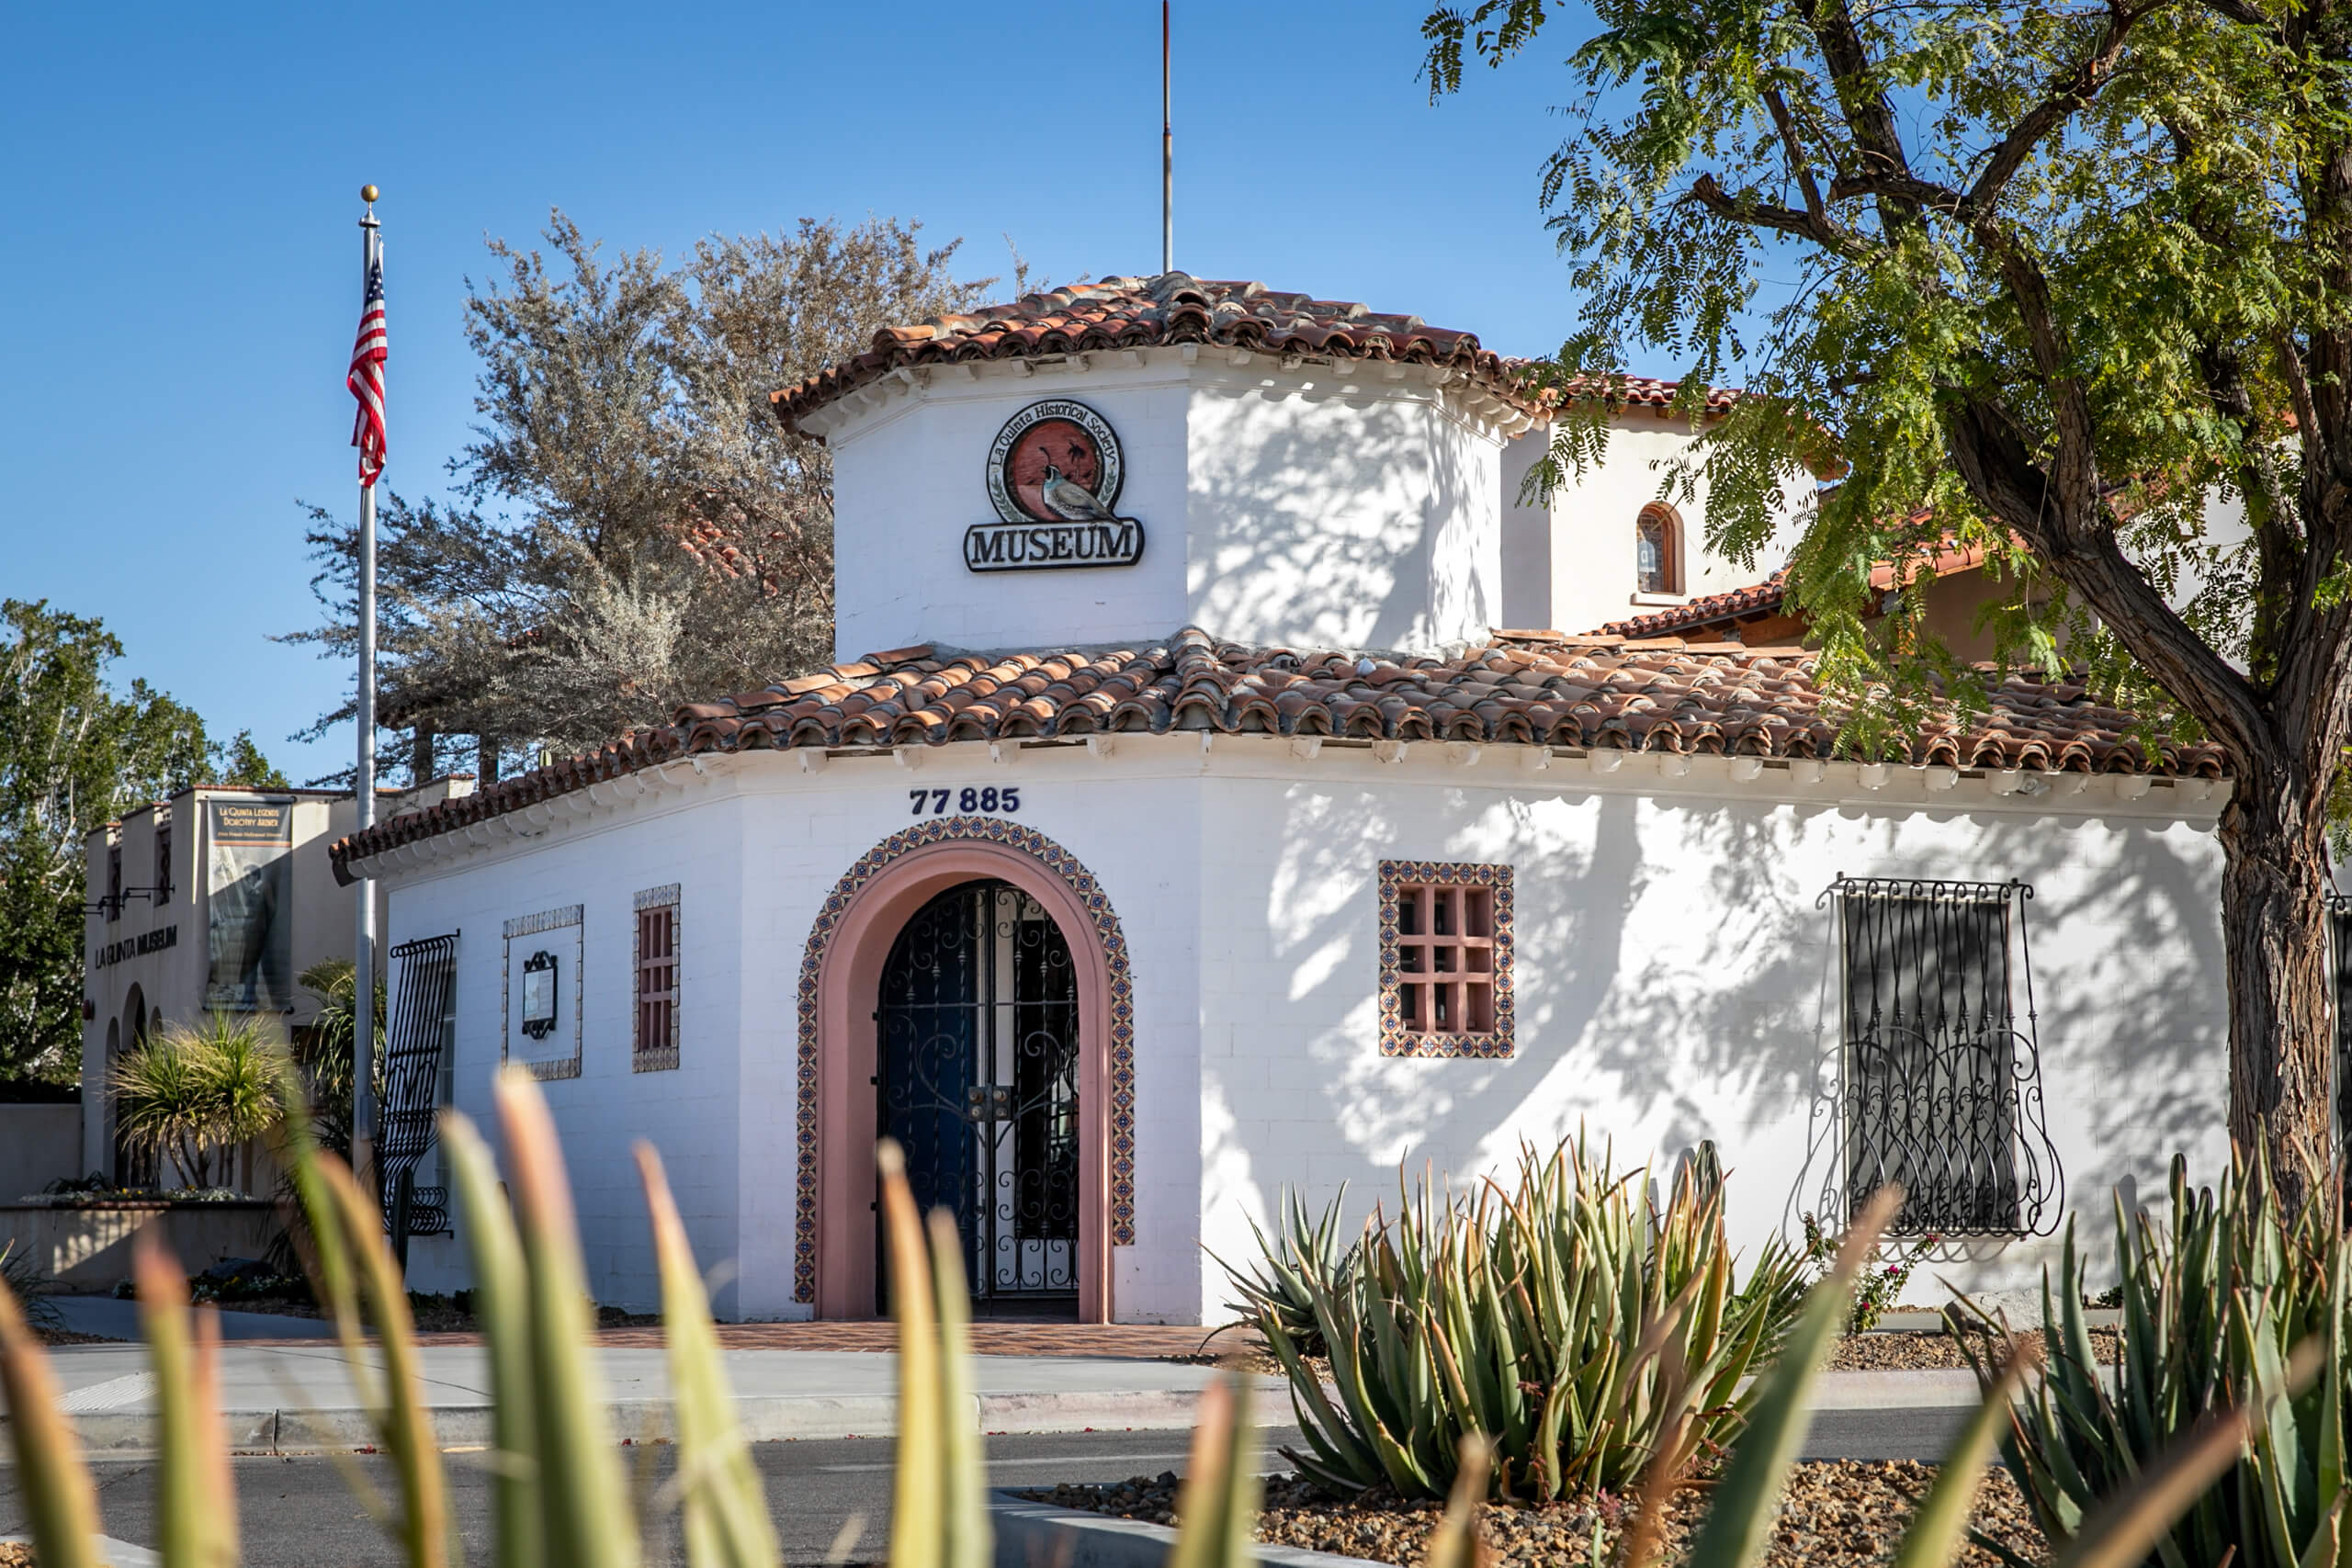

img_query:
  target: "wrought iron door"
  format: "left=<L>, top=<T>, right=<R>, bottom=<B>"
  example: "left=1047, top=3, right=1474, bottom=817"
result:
left=877, top=880, right=1080, bottom=1307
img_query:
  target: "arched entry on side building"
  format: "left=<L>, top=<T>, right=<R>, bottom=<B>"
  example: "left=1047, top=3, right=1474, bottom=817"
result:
left=797, top=822, right=1136, bottom=1322
left=877, top=880, right=1080, bottom=1314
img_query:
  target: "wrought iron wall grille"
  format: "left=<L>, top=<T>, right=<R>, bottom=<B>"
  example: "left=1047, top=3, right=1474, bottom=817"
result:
left=381, top=933, right=458, bottom=1235
left=1830, top=876, right=2062, bottom=1236
left=877, top=881, right=1080, bottom=1308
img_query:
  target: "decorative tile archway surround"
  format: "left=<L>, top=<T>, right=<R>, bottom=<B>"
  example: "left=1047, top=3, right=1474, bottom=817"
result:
left=793, top=817, right=1137, bottom=1304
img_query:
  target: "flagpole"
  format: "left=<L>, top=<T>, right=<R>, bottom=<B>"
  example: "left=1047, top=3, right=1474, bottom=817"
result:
left=354, top=185, right=380, bottom=1175
left=1160, top=0, right=1172, bottom=274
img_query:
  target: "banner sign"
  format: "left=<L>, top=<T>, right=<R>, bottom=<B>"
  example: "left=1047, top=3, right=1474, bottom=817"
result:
left=205, top=798, right=294, bottom=1011
left=966, top=400, right=1145, bottom=573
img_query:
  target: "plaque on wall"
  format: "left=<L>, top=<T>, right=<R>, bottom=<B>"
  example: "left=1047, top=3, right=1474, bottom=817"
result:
left=503, top=906, right=582, bottom=1080
left=965, top=399, right=1146, bottom=572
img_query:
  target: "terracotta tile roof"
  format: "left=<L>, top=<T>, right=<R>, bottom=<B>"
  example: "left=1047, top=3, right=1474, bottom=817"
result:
left=1591, top=537, right=1996, bottom=640
left=1600, top=572, right=1792, bottom=639
left=774, top=272, right=1570, bottom=433
left=1516, top=369, right=1743, bottom=417
left=332, top=629, right=2227, bottom=875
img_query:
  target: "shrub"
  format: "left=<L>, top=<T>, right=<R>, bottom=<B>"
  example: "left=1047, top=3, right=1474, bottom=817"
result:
left=107, top=1013, right=291, bottom=1190
left=1252, top=1136, right=1808, bottom=1500
left=0, top=1241, right=62, bottom=1335
left=1962, top=1149, right=2347, bottom=1568
left=1799, top=1213, right=1939, bottom=1333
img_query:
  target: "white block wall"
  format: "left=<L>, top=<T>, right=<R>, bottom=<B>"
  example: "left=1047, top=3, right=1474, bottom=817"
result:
left=1501, top=417, right=1810, bottom=637
left=823, top=354, right=1513, bottom=662
left=379, top=740, right=2228, bottom=1323
left=1188, top=757, right=2228, bottom=1323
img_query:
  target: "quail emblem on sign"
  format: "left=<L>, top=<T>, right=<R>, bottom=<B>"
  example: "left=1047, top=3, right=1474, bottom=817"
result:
left=967, top=400, right=1147, bottom=572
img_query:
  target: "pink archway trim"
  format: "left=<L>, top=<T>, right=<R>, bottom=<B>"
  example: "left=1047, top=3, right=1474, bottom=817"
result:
left=793, top=817, right=1136, bottom=1316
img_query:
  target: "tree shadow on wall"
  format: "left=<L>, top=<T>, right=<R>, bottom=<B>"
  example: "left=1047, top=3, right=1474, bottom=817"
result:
left=1183, top=389, right=1491, bottom=651
left=1215, top=784, right=2226, bottom=1264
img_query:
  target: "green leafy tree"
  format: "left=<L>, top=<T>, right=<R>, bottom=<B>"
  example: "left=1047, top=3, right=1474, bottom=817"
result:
left=1424, top=0, right=2352, bottom=1181
left=0, top=599, right=282, bottom=1085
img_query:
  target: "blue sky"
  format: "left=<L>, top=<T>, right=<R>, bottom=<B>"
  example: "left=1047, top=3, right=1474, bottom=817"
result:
left=0, top=1, right=1601, bottom=784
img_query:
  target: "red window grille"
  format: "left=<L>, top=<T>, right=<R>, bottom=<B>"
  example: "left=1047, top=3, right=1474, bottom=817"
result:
left=635, top=905, right=676, bottom=1063
left=1394, top=880, right=1498, bottom=1036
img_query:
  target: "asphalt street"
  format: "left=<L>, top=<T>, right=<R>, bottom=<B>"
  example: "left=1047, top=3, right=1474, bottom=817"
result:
left=0, top=1408, right=1977, bottom=1565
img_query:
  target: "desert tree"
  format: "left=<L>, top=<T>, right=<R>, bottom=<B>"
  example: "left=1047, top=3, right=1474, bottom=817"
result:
left=288, top=212, right=1003, bottom=775
left=1423, top=0, right=2352, bottom=1178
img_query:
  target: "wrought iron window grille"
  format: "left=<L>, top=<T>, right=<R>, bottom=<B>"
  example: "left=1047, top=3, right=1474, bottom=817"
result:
left=381, top=932, right=459, bottom=1236
left=1824, top=874, right=2063, bottom=1237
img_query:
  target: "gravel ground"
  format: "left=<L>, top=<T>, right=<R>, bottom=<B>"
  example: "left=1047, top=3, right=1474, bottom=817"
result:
left=32, top=1325, right=118, bottom=1347
left=1826, top=1327, right=2121, bottom=1371
left=1029, top=1461, right=2046, bottom=1568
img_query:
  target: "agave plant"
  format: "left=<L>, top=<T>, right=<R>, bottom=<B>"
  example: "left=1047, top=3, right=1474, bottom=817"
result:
left=0, top=1065, right=1354, bottom=1568
left=1210, top=1183, right=1357, bottom=1358
left=1257, top=1134, right=1808, bottom=1500
left=1960, top=1148, right=2350, bottom=1568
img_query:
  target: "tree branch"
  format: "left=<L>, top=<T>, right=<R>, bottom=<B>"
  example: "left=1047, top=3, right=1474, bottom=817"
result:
left=1944, top=391, right=2276, bottom=763
left=1967, top=0, right=2167, bottom=209
left=1687, top=173, right=1861, bottom=249
left=1792, top=0, right=1926, bottom=226
left=1764, top=88, right=1837, bottom=231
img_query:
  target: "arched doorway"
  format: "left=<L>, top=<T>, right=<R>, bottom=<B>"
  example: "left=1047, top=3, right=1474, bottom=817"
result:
left=877, top=881, right=1080, bottom=1314
left=798, top=822, right=1135, bottom=1322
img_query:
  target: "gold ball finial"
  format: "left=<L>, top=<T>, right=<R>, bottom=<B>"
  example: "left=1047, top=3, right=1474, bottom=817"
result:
left=360, top=184, right=379, bottom=204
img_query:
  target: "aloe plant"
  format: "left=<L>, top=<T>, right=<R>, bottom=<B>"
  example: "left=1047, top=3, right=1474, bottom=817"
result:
left=1254, top=1134, right=1807, bottom=1499
left=1211, top=1184, right=1357, bottom=1358
left=1962, top=1148, right=2352, bottom=1568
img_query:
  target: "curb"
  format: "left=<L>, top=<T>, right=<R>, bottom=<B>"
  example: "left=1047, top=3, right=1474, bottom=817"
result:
left=989, top=1490, right=1374, bottom=1568
left=41, top=1386, right=1267, bottom=1456
left=19, top=1368, right=1996, bottom=1454
left=0, top=1535, right=161, bottom=1567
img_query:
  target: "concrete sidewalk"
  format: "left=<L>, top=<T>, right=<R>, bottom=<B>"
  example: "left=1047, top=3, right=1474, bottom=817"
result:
left=23, top=1336, right=1291, bottom=1453
left=10, top=1326, right=1992, bottom=1457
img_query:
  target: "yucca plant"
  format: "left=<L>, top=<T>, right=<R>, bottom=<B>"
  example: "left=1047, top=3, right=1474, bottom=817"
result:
left=1256, top=1134, right=1807, bottom=1500
left=1210, top=1183, right=1356, bottom=1358
left=1960, top=1147, right=2350, bottom=1568
left=108, top=1012, right=292, bottom=1190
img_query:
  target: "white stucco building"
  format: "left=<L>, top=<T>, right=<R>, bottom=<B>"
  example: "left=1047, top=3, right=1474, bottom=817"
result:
left=78, top=778, right=473, bottom=1187
left=335, top=273, right=2231, bottom=1324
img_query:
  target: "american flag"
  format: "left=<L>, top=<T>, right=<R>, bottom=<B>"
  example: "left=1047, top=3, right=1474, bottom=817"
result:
left=347, top=244, right=387, bottom=487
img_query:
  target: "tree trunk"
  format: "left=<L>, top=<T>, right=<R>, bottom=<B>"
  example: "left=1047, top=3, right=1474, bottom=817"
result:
left=411, top=724, right=436, bottom=788
left=476, top=734, right=499, bottom=784
left=2217, top=767, right=2337, bottom=1198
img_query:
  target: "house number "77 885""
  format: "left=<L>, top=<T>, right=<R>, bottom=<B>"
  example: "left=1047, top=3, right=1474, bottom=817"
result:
left=908, top=786, right=1022, bottom=816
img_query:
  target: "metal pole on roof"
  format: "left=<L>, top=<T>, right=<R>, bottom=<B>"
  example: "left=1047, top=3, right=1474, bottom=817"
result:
left=354, top=186, right=381, bottom=1175
left=1161, top=0, right=1172, bottom=275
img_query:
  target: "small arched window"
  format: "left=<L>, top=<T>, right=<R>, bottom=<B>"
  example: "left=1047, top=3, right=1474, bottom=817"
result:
left=1635, top=504, right=1681, bottom=594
